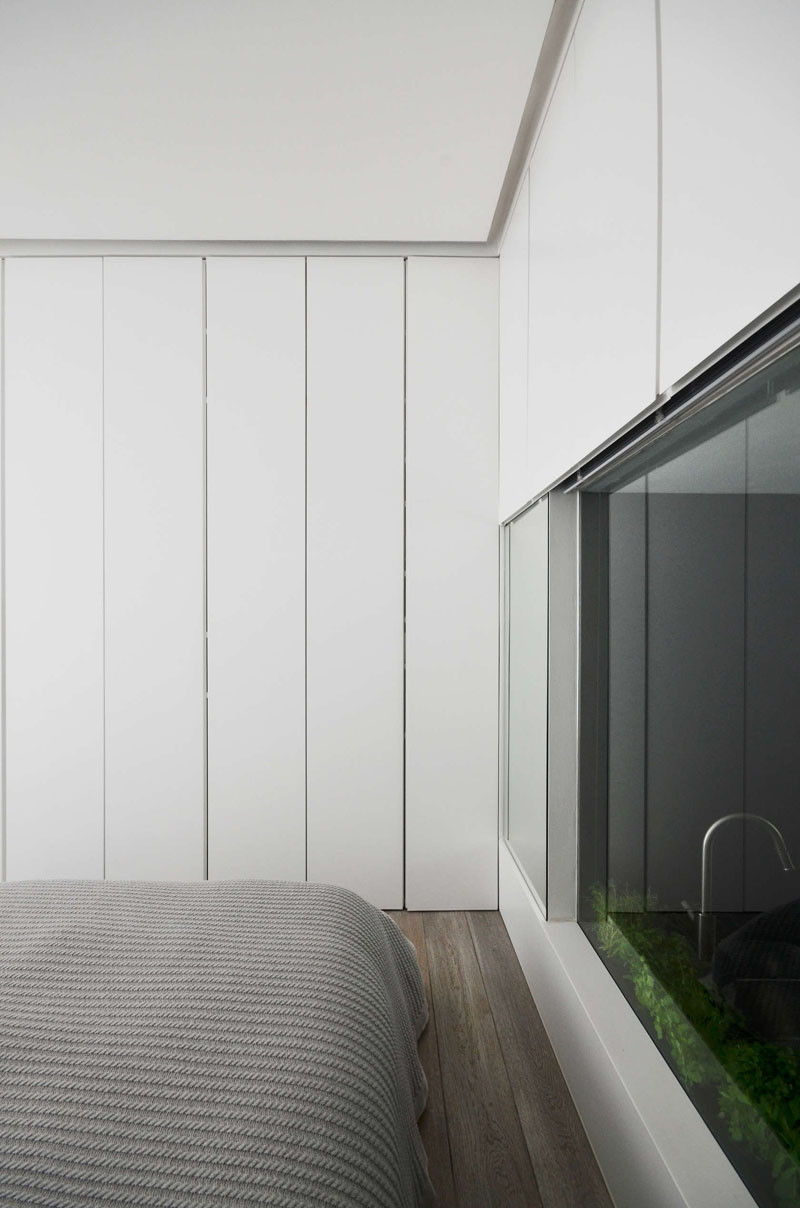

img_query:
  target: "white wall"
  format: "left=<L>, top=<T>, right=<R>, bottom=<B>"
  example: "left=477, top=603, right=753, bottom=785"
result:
left=499, top=0, right=800, bottom=518
left=0, top=253, right=498, bottom=909
left=498, top=172, right=530, bottom=520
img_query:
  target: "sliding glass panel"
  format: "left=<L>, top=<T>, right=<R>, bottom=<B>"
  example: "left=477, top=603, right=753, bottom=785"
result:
left=506, top=497, right=548, bottom=911
left=579, top=338, right=800, bottom=1208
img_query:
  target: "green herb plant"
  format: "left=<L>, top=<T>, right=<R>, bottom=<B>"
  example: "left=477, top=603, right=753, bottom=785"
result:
left=590, top=885, right=800, bottom=1206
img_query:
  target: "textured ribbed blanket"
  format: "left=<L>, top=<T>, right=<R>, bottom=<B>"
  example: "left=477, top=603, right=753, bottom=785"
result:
left=0, top=880, right=433, bottom=1208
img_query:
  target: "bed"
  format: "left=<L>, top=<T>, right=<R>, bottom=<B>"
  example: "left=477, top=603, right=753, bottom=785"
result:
left=0, top=879, right=434, bottom=1208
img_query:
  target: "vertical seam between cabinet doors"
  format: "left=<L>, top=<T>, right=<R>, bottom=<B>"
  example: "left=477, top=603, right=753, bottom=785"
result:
left=203, top=258, right=209, bottom=880
left=0, top=257, right=5, bottom=881
left=101, top=258, right=106, bottom=879
left=403, top=257, right=408, bottom=910
left=304, top=257, right=308, bottom=883
left=654, top=0, right=664, bottom=398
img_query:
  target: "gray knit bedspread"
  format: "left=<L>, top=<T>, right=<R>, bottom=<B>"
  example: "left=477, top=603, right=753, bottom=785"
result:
left=0, top=880, right=434, bottom=1208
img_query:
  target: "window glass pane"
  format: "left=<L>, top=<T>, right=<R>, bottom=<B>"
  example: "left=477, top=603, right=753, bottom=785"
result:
left=580, top=341, right=800, bottom=1208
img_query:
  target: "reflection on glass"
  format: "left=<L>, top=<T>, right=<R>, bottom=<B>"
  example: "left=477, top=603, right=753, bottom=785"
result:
left=507, top=497, right=548, bottom=911
left=579, top=344, right=800, bottom=1208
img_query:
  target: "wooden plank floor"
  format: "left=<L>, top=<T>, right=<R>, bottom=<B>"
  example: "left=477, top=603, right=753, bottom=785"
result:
left=388, top=910, right=613, bottom=1208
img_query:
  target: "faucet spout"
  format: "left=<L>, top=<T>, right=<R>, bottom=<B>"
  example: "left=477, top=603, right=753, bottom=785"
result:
left=698, top=813, right=794, bottom=961
left=771, top=829, right=795, bottom=874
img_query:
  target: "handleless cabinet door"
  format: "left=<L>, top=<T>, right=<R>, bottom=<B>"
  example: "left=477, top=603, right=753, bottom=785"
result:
left=4, top=258, right=104, bottom=879
left=526, top=0, right=657, bottom=496
left=660, top=0, right=800, bottom=391
left=405, top=257, right=499, bottom=910
left=306, top=258, right=404, bottom=909
left=103, top=258, right=205, bottom=880
left=206, top=257, right=306, bottom=880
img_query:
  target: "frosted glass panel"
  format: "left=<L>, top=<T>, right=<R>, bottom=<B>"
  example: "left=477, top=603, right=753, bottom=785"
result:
left=507, top=497, right=548, bottom=909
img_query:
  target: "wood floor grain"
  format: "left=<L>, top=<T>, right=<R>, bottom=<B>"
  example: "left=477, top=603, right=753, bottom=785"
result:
left=468, top=912, right=613, bottom=1208
left=390, top=911, right=457, bottom=1208
left=388, top=909, right=611, bottom=1208
left=423, top=912, right=543, bottom=1207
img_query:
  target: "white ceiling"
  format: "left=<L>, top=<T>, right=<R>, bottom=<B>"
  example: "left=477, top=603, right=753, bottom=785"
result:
left=0, top=0, right=552, bottom=243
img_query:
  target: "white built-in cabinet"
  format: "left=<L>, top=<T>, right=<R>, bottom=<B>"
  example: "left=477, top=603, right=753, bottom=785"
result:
left=306, top=258, right=405, bottom=909
left=523, top=0, right=658, bottom=506
left=0, top=253, right=498, bottom=908
left=103, top=259, right=206, bottom=879
left=499, top=0, right=658, bottom=516
left=500, top=0, right=800, bottom=518
left=405, top=257, right=499, bottom=910
left=659, top=0, right=800, bottom=392
left=4, top=259, right=105, bottom=880
left=206, top=258, right=306, bottom=882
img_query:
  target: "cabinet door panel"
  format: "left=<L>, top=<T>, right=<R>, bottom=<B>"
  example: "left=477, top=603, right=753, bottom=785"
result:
left=527, top=0, right=657, bottom=496
left=660, top=0, right=800, bottom=391
left=206, top=257, right=306, bottom=880
left=103, top=258, right=205, bottom=880
left=306, top=257, right=404, bottom=909
left=4, top=258, right=104, bottom=879
left=405, top=257, right=499, bottom=910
